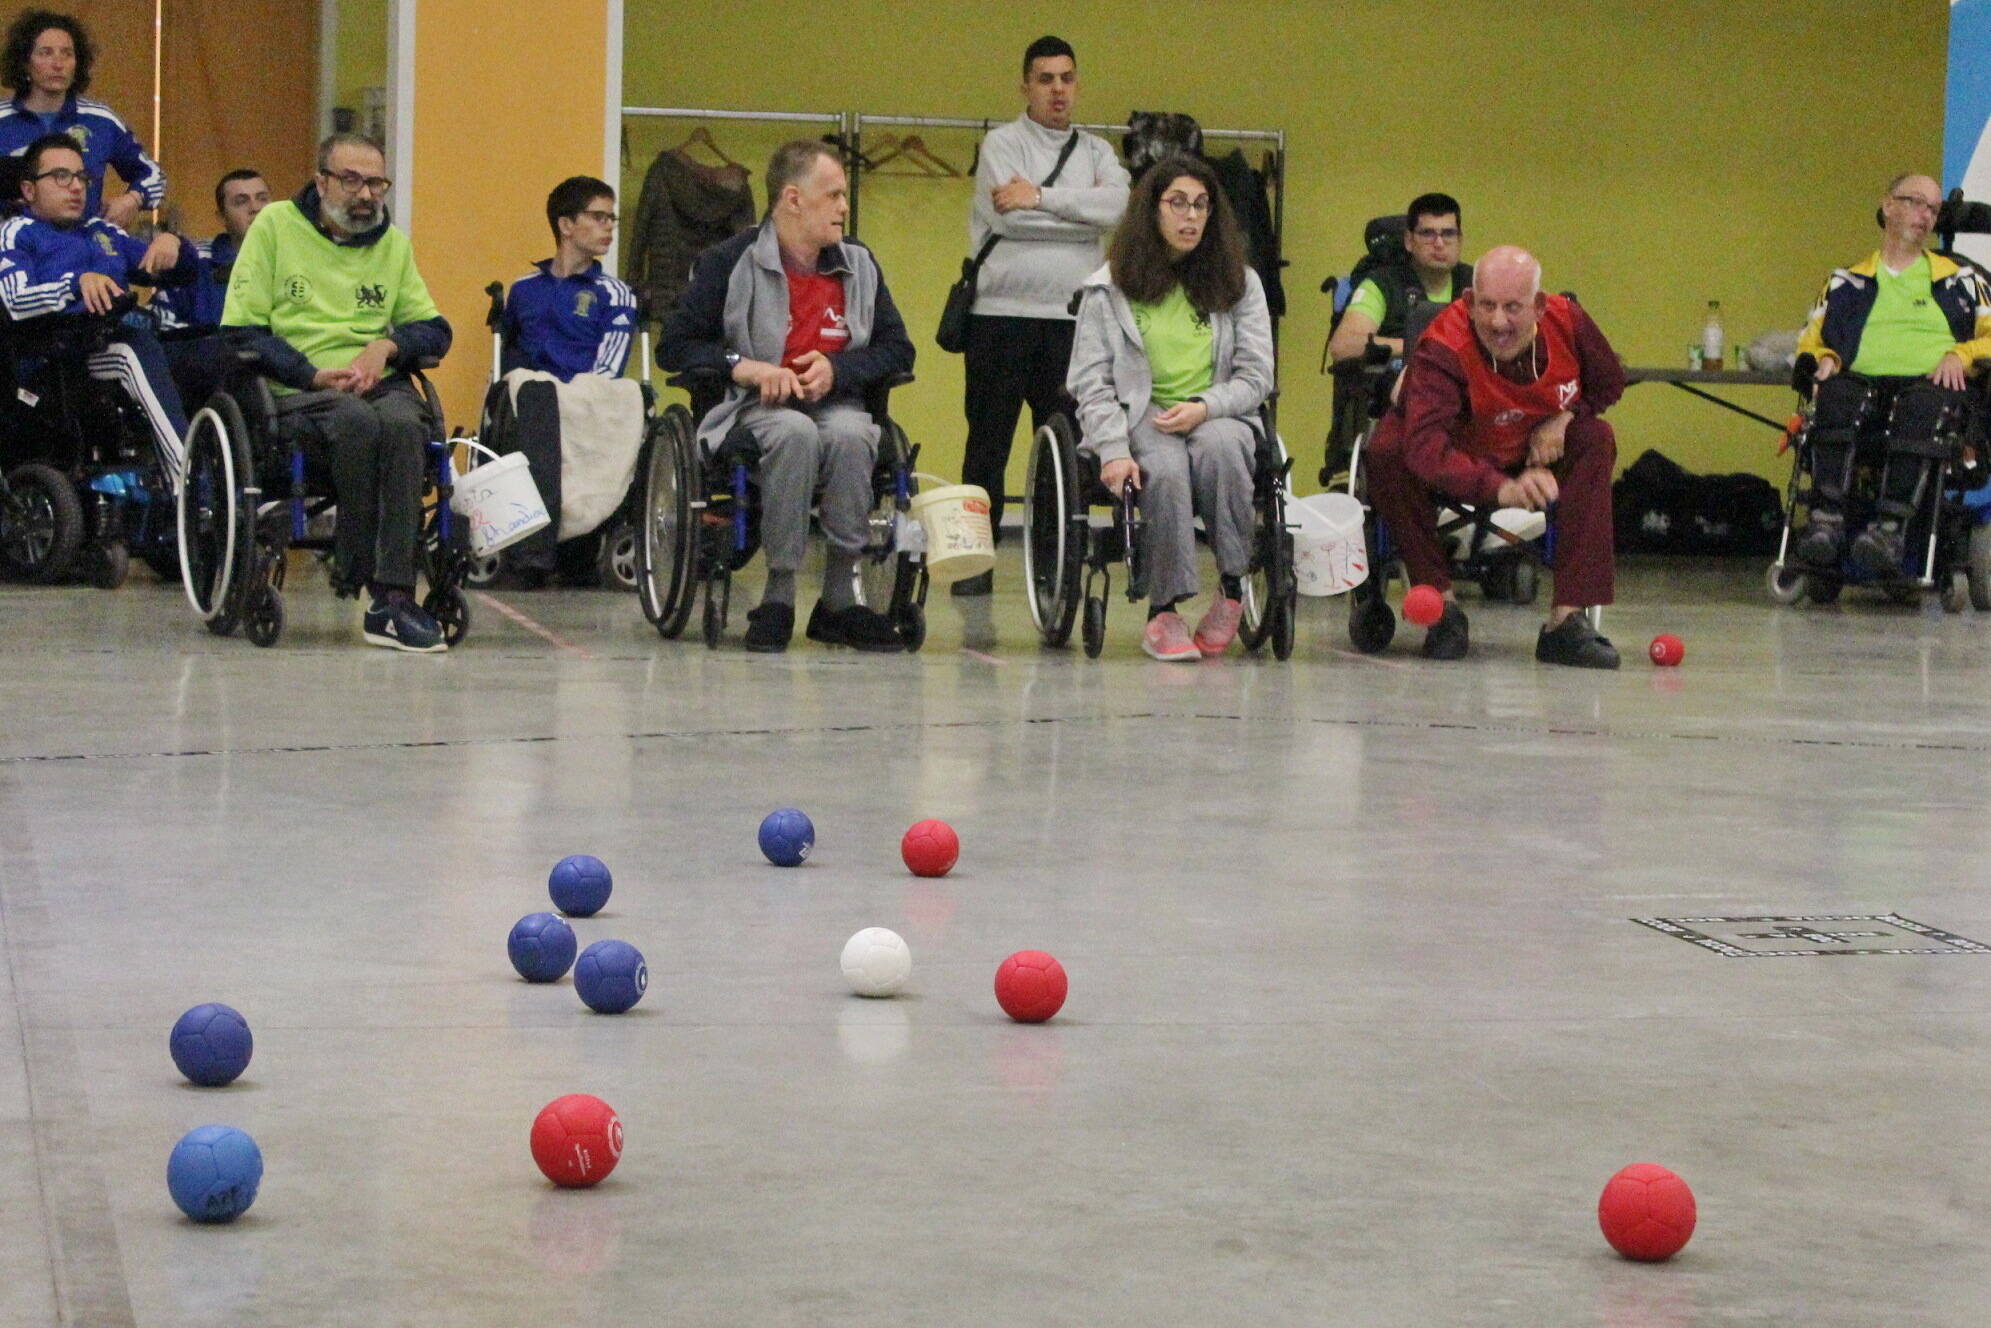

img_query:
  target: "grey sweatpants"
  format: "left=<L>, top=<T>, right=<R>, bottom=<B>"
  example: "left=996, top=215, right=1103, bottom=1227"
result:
left=278, top=377, right=430, bottom=592
left=734, top=398, right=880, bottom=572
left=1128, top=410, right=1255, bottom=607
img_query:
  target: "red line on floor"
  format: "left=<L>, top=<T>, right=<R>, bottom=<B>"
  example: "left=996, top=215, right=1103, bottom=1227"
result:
left=472, top=592, right=595, bottom=659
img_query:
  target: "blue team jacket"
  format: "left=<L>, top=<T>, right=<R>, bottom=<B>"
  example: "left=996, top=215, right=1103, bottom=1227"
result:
left=501, top=259, right=638, bottom=380
left=0, top=95, right=166, bottom=219
left=0, top=213, right=194, bottom=319
left=153, top=231, right=236, bottom=332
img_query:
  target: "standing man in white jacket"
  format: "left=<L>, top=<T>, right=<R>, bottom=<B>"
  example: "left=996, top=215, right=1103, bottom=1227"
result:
left=954, top=34, right=1130, bottom=597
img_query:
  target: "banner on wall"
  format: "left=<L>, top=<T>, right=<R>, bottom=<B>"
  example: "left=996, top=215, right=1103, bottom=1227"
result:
left=1948, top=0, right=1991, bottom=263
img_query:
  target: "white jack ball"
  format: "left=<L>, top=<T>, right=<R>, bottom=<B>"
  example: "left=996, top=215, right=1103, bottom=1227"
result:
left=840, top=927, right=913, bottom=997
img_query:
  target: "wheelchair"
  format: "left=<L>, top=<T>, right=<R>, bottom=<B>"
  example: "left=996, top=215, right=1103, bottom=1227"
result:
left=0, top=302, right=181, bottom=587
left=174, top=353, right=471, bottom=648
left=1021, top=402, right=1298, bottom=660
left=1765, top=355, right=1991, bottom=612
left=633, top=370, right=929, bottom=650
left=466, top=281, right=652, bottom=593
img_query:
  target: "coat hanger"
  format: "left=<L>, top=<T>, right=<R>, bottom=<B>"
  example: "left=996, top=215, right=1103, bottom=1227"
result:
left=865, top=133, right=961, bottom=177
left=672, top=126, right=743, bottom=170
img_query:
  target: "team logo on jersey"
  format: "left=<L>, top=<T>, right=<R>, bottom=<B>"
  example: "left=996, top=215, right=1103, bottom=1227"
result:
left=611, top=312, right=631, bottom=327
left=94, top=231, right=116, bottom=255
left=820, top=307, right=849, bottom=347
left=1494, top=408, right=1526, bottom=429
left=1555, top=380, right=1579, bottom=408
left=285, top=276, right=312, bottom=303
left=63, top=125, right=89, bottom=153
left=355, top=283, right=386, bottom=309
left=574, top=290, right=596, bottom=317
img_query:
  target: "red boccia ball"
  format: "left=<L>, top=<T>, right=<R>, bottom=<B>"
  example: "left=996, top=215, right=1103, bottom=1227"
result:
left=1403, top=584, right=1445, bottom=627
left=901, top=819, right=960, bottom=877
left=1648, top=634, right=1685, bottom=667
left=530, top=1094, right=624, bottom=1189
left=994, top=950, right=1068, bottom=1023
left=1597, top=1163, right=1696, bottom=1261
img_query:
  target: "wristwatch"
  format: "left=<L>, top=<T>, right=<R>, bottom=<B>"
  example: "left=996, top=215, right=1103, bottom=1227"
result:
left=724, top=350, right=742, bottom=371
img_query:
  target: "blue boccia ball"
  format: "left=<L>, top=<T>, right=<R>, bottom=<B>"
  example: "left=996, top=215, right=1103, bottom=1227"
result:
left=548, top=854, right=614, bottom=917
left=758, top=809, right=815, bottom=867
left=167, top=1124, right=263, bottom=1223
left=573, top=939, right=648, bottom=1014
left=508, top=912, right=578, bottom=982
left=169, top=1003, right=253, bottom=1087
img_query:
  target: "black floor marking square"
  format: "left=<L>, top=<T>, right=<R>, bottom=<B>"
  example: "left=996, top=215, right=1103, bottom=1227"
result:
left=1632, top=914, right=1991, bottom=958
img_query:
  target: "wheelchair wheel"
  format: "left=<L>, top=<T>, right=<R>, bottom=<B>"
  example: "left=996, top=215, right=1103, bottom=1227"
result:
left=463, top=551, right=503, bottom=590
left=637, top=407, right=698, bottom=638
left=1969, top=524, right=1991, bottom=611
left=424, top=585, right=470, bottom=647
left=1508, top=560, right=1540, bottom=605
left=142, top=546, right=180, bottom=583
left=85, top=539, right=130, bottom=590
left=858, top=420, right=923, bottom=641
left=1805, top=576, right=1843, bottom=605
left=702, top=569, right=730, bottom=649
left=1766, top=562, right=1808, bottom=605
left=177, top=397, right=255, bottom=628
left=1942, top=570, right=1969, bottom=615
left=596, top=517, right=639, bottom=593
left=242, top=582, right=284, bottom=648
left=1082, top=595, right=1106, bottom=658
left=1241, top=441, right=1295, bottom=657
left=1023, top=415, right=1083, bottom=646
left=1, top=463, right=84, bottom=583
left=896, top=601, right=927, bottom=652
left=1349, top=591, right=1396, bottom=653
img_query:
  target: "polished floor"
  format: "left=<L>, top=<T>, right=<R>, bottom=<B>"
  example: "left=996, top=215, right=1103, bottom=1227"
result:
left=4, top=548, right=1991, bottom=1326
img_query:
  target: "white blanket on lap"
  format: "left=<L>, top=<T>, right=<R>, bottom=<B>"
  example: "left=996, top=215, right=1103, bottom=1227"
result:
left=501, top=369, right=645, bottom=540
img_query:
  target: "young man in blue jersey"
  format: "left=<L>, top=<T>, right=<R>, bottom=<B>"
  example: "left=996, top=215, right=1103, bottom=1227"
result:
left=155, top=168, right=269, bottom=406
left=0, top=133, right=193, bottom=479
left=0, top=11, right=164, bottom=226
left=501, top=176, right=637, bottom=380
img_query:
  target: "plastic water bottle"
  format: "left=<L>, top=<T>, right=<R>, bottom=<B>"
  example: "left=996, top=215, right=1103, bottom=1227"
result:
left=1701, top=301, right=1725, bottom=372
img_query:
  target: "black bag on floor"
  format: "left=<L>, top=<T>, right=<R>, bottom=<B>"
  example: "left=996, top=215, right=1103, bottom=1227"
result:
left=1613, top=448, right=1782, bottom=556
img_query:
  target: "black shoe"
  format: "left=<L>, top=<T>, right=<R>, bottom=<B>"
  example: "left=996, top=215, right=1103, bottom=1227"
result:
left=744, top=602, right=794, bottom=653
left=807, top=600, right=906, bottom=652
left=1848, top=521, right=1906, bottom=578
left=1420, top=602, right=1469, bottom=660
left=1792, top=511, right=1844, bottom=568
left=950, top=570, right=993, bottom=597
left=1535, top=613, right=1621, bottom=669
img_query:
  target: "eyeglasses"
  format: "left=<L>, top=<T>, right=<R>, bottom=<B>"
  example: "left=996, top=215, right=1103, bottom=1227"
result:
left=322, top=169, right=392, bottom=196
left=30, top=167, right=92, bottom=187
left=1888, top=194, right=1938, bottom=214
left=579, top=209, right=618, bottom=225
left=1412, top=226, right=1461, bottom=241
left=1161, top=193, right=1211, bottom=217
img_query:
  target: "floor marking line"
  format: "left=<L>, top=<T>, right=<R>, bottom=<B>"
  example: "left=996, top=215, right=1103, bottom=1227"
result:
left=471, top=592, right=594, bottom=658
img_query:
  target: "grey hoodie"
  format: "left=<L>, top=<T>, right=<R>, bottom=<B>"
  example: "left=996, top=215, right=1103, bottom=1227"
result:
left=1065, top=262, right=1276, bottom=464
left=968, top=114, right=1130, bottom=321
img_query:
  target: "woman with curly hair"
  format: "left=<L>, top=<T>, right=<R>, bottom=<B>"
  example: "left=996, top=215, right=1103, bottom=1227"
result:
left=0, top=9, right=164, bottom=227
left=1066, top=152, right=1275, bottom=660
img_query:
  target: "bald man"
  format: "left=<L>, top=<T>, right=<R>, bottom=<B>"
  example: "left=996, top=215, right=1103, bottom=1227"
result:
left=1363, top=246, right=1626, bottom=667
left=1792, top=173, right=1991, bottom=576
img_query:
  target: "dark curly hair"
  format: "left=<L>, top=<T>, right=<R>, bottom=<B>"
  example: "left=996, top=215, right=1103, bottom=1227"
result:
left=1106, top=153, right=1245, bottom=317
left=4, top=10, right=92, bottom=99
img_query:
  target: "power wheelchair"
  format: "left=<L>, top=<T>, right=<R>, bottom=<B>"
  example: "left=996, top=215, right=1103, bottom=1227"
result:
left=632, top=369, right=929, bottom=651
left=1020, top=400, right=1297, bottom=660
left=174, top=351, right=470, bottom=647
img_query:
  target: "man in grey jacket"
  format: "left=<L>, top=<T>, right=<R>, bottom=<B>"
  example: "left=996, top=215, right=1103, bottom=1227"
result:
left=955, top=34, right=1130, bottom=596
left=657, top=140, right=914, bottom=653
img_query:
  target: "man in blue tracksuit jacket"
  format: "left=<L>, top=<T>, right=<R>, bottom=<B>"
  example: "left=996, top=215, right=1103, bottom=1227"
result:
left=501, top=175, right=638, bottom=381
left=0, top=132, right=194, bottom=479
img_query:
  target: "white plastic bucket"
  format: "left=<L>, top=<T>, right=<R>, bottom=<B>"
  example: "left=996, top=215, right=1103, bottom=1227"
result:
left=908, top=475, right=994, bottom=585
left=1290, top=491, right=1369, bottom=596
left=450, top=441, right=551, bottom=558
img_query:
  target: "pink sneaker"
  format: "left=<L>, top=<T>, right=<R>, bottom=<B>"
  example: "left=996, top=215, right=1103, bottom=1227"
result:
left=1193, top=597, right=1244, bottom=656
left=1141, top=611, right=1200, bottom=662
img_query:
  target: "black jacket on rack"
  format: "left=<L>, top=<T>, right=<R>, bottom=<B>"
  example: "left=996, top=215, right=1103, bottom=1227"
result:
left=1213, top=149, right=1285, bottom=320
left=626, top=149, right=757, bottom=322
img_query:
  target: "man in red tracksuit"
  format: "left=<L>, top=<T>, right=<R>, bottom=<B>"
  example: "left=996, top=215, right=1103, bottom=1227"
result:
left=1363, top=245, right=1625, bottom=668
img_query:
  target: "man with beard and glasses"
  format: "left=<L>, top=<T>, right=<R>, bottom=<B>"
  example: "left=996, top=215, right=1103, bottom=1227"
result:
left=221, top=132, right=455, bottom=653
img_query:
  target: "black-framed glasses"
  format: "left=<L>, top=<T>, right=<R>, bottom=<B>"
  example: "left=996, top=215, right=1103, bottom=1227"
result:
left=30, top=167, right=92, bottom=187
left=1412, top=226, right=1461, bottom=241
left=1161, top=193, right=1211, bottom=217
left=1888, top=193, right=1938, bottom=214
left=322, top=169, right=392, bottom=196
left=579, top=209, right=618, bottom=225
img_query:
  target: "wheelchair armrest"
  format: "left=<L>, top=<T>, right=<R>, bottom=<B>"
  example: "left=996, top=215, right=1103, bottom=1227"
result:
left=1790, top=353, right=1818, bottom=398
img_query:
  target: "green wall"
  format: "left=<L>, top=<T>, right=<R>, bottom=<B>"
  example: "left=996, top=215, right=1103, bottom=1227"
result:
left=621, top=0, right=1946, bottom=494
left=333, top=0, right=387, bottom=124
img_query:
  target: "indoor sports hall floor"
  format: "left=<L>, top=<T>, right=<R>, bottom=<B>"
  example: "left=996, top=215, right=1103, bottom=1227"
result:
left=4, top=549, right=1988, bottom=1326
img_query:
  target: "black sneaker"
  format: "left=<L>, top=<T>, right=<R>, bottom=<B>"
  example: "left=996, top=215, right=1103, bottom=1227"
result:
left=362, top=595, right=447, bottom=653
left=949, top=570, right=993, bottom=597
left=744, top=602, right=795, bottom=653
left=1420, top=602, right=1469, bottom=660
left=1848, top=521, right=1906, bottom=578
left=1792, top=511, right=1844, bottom=568
left=1535, top=613, right=1621, bottom=669
left=807, top=601, right=906, bottom=652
